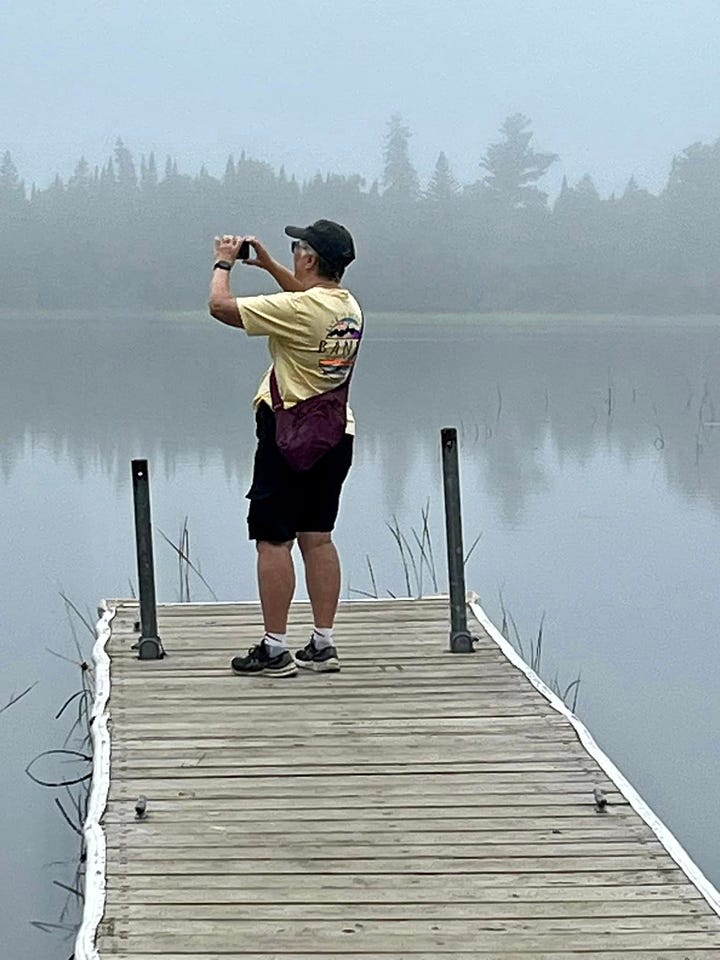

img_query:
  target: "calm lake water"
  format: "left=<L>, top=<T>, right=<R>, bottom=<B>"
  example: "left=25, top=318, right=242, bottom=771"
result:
left=2, top=310, right=720, bottom=957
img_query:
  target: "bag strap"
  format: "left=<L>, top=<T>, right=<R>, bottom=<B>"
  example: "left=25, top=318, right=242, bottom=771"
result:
left=269, top=367, right=283, bottom=412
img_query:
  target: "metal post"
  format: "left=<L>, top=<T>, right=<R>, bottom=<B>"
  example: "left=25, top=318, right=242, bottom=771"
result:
left=131, top=459, right=164, bottom=659
left=441, top=428, right=474, bottom=653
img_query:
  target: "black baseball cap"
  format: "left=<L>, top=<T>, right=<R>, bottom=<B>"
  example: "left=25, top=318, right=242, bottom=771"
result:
left=284, top=219, right=356, bottom=269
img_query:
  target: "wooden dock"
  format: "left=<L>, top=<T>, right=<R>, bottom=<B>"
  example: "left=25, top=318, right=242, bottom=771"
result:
left=78, top=596, right=720, bottom=958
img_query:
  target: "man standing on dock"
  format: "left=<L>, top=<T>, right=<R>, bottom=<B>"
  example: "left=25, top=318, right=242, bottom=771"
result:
left=208, top=220, right=362, bottom=678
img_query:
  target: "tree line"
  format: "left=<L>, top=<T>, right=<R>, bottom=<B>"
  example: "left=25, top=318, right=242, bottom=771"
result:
left=1, top=114, right=719, bottom=314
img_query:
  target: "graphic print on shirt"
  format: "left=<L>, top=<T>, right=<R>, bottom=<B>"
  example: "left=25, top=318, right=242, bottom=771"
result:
left=318, top=315, right=362, bottom=380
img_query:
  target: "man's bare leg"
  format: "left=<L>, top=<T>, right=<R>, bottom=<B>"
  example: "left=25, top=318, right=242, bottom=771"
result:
left=230, top=539, right=297, bottom=678
left=257, top=540, right=296, bottom=634
left=295, top=532, right=342, bottom=672
left=297, top=532, right=341, bottom=627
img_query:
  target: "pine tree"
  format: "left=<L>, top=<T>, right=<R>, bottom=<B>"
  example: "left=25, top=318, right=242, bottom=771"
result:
left=0, top=151, right=23, bottom=197
left=140, top=152, right=158, bottom=191
left=426, top=151, right=458, bottom=203
left=382, top=114, right=419, bottom=201
left=114, top=138, right=137, bottom=189
left=623, top=175, right=639, bottom=198
left=69, top=157, right=91, bottom=191
left=665, top=139, right=720, bottom=205
left=480, top=114, right=557, bottom=209
left=100, top=157, right=115, bottom=186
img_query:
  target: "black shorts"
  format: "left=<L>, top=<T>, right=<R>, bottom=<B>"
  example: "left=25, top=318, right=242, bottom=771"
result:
left=246, top=402, right=353, bottom=542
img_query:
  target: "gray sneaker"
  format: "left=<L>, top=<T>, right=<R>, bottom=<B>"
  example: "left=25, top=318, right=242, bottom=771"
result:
left=294, top=636, right=341, bottom=672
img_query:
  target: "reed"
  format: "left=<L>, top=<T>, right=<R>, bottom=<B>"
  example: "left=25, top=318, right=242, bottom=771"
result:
left=0, top=682, right=37, bottom=716
left=29, top=594, right=96, bottom=949
left=498, top=590, right=582, bottom=712
left=157, top=516, right=218, bottom=602
left=352, top=500, right=481, bottom=600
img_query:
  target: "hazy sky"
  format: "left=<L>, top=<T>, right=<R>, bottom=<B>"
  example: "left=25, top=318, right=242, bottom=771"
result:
left=2, top=0, right=719, bottom=198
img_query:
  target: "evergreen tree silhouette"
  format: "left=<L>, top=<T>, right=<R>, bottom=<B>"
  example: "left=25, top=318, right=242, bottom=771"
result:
left=480, top=114, right=557, bottom=209
left=382, top=114, right=419, bottom=201
left=426, top=151, right=458, bottom=204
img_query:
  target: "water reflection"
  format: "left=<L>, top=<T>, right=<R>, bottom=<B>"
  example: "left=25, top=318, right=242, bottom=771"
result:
left=2, top=313, right=720, bottom=522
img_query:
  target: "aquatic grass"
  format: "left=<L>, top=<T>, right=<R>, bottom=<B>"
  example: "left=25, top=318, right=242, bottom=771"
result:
left=352, top=501, right=480, bottom=600
left=0, top=682, right=37, bottom=716
left=464, top=530, right=484, bottom=566
left=47, top=595, right=97, bottom=750
left=27, top=593, right=102, bottom=955
left=179, top=516, right=190, bottom=601
left=25, top=749, right=92, bottom=788
left=157, top=517, right=218, bottom=602
left=58, top=590, right=95, bottom=641
left=53, top=797, right=82, bottom=837
left=499, top=589, right=525, bottom=660
left=497, top=590, right=582, bottom=712
left=29, top=919, right=77, bottom=939
left=386, top=515, right=413, bottom=597
left=366, top=555, right=378, bottom=599
left=563, top=673, right=583, bottom=714
left=413, top=500, right=439, bottom=592
left=53, top=878, right=83, bottom=901
left=532, top=611, right=546, bottom=674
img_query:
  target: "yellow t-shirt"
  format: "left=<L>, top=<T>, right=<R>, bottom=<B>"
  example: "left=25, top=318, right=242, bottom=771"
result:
left=237, top=286, right=363, bottom=435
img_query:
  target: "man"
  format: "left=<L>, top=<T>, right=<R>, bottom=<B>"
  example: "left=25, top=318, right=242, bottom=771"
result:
left=208, top=220, right=362, bottom=678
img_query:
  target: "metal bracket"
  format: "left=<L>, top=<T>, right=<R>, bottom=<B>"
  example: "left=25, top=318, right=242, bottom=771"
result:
left=131, top=636, right=165, bottom=660
left=449, top=631, right=477, bottom=654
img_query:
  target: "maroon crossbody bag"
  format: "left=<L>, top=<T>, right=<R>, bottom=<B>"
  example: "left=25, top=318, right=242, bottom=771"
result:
left=269, top=338, right=361, bottom=473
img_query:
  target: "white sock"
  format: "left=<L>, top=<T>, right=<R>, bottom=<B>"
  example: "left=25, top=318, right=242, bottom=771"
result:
left=263, top=632, right=287, bottom=656
left=312, top=626, right=334, bottom=650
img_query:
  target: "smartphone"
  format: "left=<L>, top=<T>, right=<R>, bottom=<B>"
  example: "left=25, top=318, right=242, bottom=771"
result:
left=238, top=239, right=252, bottom=260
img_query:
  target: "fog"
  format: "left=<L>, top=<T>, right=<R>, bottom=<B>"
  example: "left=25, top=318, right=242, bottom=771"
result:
left=3, top=0, right=719, bottom=196
left=2, top=2, right=720, bottom=314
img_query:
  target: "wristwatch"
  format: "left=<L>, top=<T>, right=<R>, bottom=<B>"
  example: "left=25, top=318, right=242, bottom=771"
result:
left=213, top=260, right=233, bottom=271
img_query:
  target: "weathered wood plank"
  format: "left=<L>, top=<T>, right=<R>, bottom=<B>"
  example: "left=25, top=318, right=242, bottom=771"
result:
left=108, top=708, right=568, bottom=740
left=107, top=869, right=696, bottom=892
left=109, top=840, right=669, bottom=860
left=103, top=915, right=720, bottom=935
left=108, top=764, right=612, bottom=788
left=90, top=952, right=720, bottom=960
left=98, top=926, right=720, bottom=952
left=106, top=804, right=631, bottom=826
left=111, top=701, right=556, bottom=720
left=112, top=827, right=654, bottom=848
left=117, top=899, right=711, bottom=919
left=106, top=778, right=619, bottom=799
left=102, top=810, right=644, bottom=830
left=104, top=854, right=680, bottom=874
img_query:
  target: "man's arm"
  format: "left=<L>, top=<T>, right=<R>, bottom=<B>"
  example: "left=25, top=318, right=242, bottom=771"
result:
left=208, top=235, right=244, bottom=327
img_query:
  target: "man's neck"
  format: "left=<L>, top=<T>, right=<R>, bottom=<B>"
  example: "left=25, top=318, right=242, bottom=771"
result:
left=297, top=271, right=341, bottom=290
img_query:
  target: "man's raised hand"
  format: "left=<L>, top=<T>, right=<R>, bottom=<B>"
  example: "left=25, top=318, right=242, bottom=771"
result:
left=214, top=234, right=245, bottom=264
left=242, top=236, right=274, bottom=271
